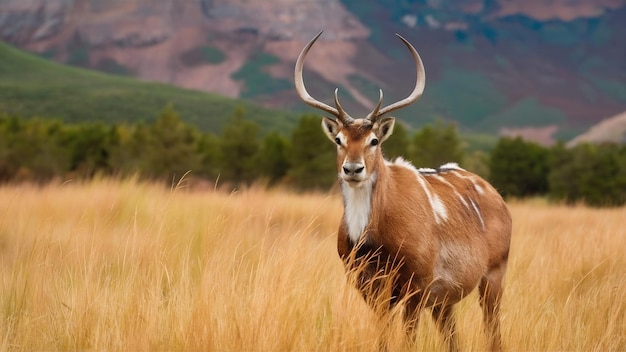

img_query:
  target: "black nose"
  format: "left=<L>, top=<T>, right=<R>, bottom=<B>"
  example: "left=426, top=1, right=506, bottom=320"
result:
left=343, top=163, right=364, bottom=176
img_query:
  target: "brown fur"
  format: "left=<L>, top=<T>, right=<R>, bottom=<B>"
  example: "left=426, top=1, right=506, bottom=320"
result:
left=296, top=31, right=510, bottom=351
left=328, top=119, right=511, bottom=352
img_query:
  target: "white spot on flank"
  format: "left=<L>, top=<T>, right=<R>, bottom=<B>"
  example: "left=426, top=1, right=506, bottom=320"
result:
left=434, top=175, right=469, bottom=209
left=342, top=177, right=374, bottom=243
left=469, top=198, right=486, bottom=231
left=432, top=194, right=448, bottom=222
left=450, top=171, right=486, bottom=196
left=433, top=242, right=472, bottom=290
left=414, top=172, right=448, bottom=224
left=393, top=157, right=449, bottom=224
left=457, top=194, right=469, bottom=209
left=473, top=182, right=485, bottom=195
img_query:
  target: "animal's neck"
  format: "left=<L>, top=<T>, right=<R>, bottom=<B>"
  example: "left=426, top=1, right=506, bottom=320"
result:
left=341, top=160, right=388, bottom=244
left=342, top=177, right=374, bottom=244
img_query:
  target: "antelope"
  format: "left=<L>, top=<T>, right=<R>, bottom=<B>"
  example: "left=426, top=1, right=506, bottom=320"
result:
left=294, top=31, right=512, bottom=351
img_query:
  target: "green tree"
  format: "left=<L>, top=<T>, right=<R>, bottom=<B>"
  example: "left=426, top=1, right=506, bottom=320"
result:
left=0, top=115, right=24, bottom=180
left=489, top=137, right=549, bottom=197
left=547, top=142, right=579, bottom=201
left=287, top=115, right=336, bottom=190
left=143, top=105, right=202, bottom=180
left=463, top=150, right=490, bottom=179
left=382, top=121, right=410, bottom=160
left=197, top=132, right=221, bottom=181
left=410, top=119, right=464, bottom=168
left=548, top=143, right=626, bottom=206
left=62, top=122, right=114, bottom=177
left=0, top=117, right=71, bottom=181
left=256, top=131, right=291, bottom=184
left=218, top=107, right=260, bottom=185
left=108, top=123, right=149, bottom=175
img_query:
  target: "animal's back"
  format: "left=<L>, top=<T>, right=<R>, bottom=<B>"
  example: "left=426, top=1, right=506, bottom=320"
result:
left=379, top=159, right=511, bottom=304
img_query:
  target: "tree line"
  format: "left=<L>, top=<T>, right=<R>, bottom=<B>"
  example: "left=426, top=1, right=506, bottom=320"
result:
left=490, top=137, right=626, bottom=206
left=1, top=106, right=624, bottom=206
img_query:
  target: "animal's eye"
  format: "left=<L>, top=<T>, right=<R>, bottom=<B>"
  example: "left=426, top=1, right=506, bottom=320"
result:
left=371, top=138, right=379, bottom=146
left=335, top=137, right=341, bottom=145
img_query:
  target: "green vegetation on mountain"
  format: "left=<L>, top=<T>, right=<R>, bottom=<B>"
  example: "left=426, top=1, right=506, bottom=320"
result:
left=477, top=98, right=566, bottom=132
left=231, top=52, right=292, bottom=99
left=339, top=0, right=626, bottom=140
left=427, top=67, right=508, bottom=128
left=0, top=42, right=298, bottom=133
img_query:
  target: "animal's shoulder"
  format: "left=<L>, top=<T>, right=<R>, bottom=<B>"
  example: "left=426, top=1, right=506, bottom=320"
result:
left=387, top=157, right=465, bottom=176
left=386, top=157, right=497, bottom=196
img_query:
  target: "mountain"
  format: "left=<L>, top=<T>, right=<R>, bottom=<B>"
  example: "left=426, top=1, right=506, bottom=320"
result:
left=1, top=0, right=625, bottom=142
left=0, top=40, right=298, bottom=133
left=567, top=111, right=626, bottom=146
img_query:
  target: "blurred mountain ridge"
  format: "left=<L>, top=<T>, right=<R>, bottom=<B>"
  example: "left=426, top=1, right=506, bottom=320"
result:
left=1, top=0, right=625, bottom=143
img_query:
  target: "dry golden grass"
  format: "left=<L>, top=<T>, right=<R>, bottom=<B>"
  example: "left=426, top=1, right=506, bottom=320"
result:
left=0, top=179, right=624, bottom=351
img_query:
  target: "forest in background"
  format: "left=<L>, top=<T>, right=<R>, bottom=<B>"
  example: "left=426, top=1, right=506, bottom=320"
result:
left=1, top=106, right=625, bottom=207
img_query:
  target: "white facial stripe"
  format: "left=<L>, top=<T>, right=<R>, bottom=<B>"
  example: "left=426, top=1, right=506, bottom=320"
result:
left=342, top=155, right=365, bottom=163
left=364, top=133, right=377, bottom=146
left=336, top=132, right=347, bottom=146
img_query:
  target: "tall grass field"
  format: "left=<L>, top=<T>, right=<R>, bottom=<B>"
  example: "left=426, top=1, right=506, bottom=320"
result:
left=1, top=179, right=624, bottom=351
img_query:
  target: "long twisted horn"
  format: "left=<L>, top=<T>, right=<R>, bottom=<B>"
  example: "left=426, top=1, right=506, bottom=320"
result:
left=365, top=89, right=384, bottom=121
left=367, top=34, right=426, bottom=122
left=294, top=31, right=354, bottom=124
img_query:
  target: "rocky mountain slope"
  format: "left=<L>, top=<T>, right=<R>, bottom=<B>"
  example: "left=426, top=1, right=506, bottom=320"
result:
left=1, top=0, right=625, bottom=142
left=567, top=110, right=626, bottom=146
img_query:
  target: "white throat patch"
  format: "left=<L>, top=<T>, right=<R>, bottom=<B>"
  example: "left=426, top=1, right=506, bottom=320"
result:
left=341, top=176, right=375, bottom=244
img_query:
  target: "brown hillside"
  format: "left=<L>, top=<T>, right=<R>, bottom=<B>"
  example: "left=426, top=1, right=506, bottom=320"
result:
left=567, top=111, right=626, bottom=146
left=1, top=0, right=625, bottom=137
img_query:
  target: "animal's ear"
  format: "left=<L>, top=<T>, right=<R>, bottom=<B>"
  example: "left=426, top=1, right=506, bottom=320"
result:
left=321, top=117, right=342, bottom=142
left=375, top=117, right=395, bottom=143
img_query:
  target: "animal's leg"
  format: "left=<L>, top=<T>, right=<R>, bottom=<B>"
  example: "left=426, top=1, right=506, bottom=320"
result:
left=479, top=261, right=507, bottom=352
left=431, top=304, right=459, bottom=352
